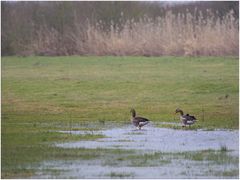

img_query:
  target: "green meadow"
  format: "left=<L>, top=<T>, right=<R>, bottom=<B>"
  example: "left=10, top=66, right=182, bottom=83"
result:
left=1, top=56, right=239, bottom=178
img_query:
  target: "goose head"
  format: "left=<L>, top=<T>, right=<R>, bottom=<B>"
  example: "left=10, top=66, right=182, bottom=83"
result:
left=130, top=108, right=136, bottom=118
left=175, top=108, right=184, bottom=115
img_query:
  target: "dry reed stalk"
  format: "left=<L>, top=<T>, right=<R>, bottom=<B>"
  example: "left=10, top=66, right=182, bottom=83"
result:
left=28, top=10, right=238, bottom=57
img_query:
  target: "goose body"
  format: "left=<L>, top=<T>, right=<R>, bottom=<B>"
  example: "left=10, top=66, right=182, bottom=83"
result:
left=130, top=109, right=149, bottom=129
left=175, top=108, right=197, bottom=127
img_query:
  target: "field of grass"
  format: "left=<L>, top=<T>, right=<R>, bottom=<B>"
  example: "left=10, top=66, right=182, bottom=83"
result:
left=1, top=56, right=239, bottom=178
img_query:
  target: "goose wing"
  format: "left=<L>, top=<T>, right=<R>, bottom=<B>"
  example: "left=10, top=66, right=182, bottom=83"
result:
left=187, top=115, right=197, bottom=121
left=190, top=115, right=197, bottom=120
left=132, top=116, right=149, bottom=127
left=185, top=114, right=197, bottom=121
left=135, top=116, right=149, bottom=122
left=135, top=116, right=149, bottom=127
left=182, top=115, right=197, bottom=125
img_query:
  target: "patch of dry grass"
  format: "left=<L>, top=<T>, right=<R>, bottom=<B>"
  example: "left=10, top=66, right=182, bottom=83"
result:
left=29, top=10, right=238, bottom=56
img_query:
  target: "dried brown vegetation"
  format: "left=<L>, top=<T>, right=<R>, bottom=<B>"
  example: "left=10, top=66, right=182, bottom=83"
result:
left=27, top=10, right=238, bottom=57
left=2, top=1, right=238, bottom=57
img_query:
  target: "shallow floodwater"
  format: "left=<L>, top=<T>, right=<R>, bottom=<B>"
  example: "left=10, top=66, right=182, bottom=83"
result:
left=33, top=158, right=238, bottom=179
left=57, top=125, right=239, bottom=153
left=32, top=125, right=239, bottom=178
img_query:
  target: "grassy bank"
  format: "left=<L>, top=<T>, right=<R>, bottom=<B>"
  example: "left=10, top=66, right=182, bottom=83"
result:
left=1, top=56, right=239, bottom=177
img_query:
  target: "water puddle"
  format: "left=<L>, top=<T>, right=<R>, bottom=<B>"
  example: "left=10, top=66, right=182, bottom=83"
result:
left=56, top=125, right=239, bottom=153
left=31, top=125, right=239, bottom=178
left=33, top=157, right=238, bottom=179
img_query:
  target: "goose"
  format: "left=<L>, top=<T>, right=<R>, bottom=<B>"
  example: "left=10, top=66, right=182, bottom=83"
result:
left=175, top=108, right=197, bottom=127
left=130, top=108, right=149, bottom=130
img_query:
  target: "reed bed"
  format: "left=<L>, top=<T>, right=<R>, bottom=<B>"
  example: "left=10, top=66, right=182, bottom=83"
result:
left=28, top=10, right=238, bottom=56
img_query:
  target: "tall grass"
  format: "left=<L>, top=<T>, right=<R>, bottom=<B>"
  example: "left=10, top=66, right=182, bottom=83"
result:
left=28, top=10, right=238, bottom=56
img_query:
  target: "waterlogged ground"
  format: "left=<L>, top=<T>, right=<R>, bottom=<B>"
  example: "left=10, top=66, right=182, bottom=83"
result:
left=31, top=124, right=239, bottom=178
left=56, top=123, right=238, bottom=153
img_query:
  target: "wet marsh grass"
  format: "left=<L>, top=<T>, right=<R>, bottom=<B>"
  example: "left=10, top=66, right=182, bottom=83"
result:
left=106, top=149, right=238, bottom=167
left=2, top=144, right=238, bottom=178
left=1, top=128, right=106, bottom=178
left=220, top=169, right=239, bottom=177
left=178, top=149, right=238, bottom=165
left=126, top=152, right=172, bottom=167
left=107, top=172, right=134, bottom=178
left=2, top=56, right=238, bottom=178
left=102, top=151, right=172, bottom=167
left=49, top=148, right=239, bottom=178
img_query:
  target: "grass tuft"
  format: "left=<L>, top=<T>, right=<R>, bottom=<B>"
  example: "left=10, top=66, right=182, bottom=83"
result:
left=220, top=145, right=228, bottom=152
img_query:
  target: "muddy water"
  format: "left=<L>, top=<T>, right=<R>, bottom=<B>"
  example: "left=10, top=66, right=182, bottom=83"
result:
left=57, top=125, right=239, bottom=153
